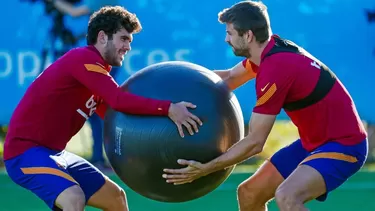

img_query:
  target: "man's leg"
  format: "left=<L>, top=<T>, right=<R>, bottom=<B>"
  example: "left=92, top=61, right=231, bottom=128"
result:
left=87, top=178, right=128, bottom=211
left=238, top=139, right=310, bottom=211
left=62, top=151, right=128, bottom=211
left=55, top=186, right=86, bottom=211
left=237, top=160, right=284, bottom=211
left=5, top=146, right=85, bottom=211
left=274, top=140, right=368, bottom=211
left=275, top=165, right=325, bottom=211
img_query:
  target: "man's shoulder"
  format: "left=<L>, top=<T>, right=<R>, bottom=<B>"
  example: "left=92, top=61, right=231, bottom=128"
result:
left=260, top=50, right=304, bottom=73
left=259, top=55, right=286, bottom=72
left=256, top=55, right=298, bottom=84
left=57, top=46, right=110, bottom=77
left=66, top=46, right=97, bottom=58
left=59, top=46, right=104, bottom=67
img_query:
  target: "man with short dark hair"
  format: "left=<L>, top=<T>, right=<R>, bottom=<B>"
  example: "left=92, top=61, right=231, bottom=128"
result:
left=163, top=1, right=368, bottom=211
left=4, top=6, right=202, bottom=211
left=47, top=0, right=121, bottom=170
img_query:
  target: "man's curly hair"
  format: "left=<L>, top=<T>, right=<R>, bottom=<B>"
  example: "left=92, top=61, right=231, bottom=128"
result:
left=87, top=6, right=142, bottom=45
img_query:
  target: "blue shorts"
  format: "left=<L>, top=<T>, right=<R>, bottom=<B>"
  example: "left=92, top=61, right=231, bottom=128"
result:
left=5, top=146, right=107, bottom=210
left=270, top=139, right=368, bottom=201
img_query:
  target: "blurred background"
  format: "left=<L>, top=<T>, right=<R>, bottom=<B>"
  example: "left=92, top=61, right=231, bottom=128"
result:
left=1, top=0, right=375, bottom=210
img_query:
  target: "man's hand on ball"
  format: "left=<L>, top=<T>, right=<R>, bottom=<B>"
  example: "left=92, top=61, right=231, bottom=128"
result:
left=168, top=102, right=203, bottom=137
left=162, top=159, right=210, bottom=185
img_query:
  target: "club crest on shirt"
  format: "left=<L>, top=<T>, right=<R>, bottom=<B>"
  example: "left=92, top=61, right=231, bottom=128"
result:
left=76, top=95, right=98, bottom=120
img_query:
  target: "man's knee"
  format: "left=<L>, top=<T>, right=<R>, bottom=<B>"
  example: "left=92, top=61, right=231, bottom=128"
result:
left=238, top=182, right=255, bottom=199
left=275, top=184, right=302, bottom=208
left=237, top=180, right=267, bottom=203
left=102, top=184, right=127, bottom=210
left=113, top=188, right=127, bottom=206
left=237, top=161, right=283, bottom=204
left=56, top=185, right=86, bottom=211
left=87, top=178, right=128, bottom=211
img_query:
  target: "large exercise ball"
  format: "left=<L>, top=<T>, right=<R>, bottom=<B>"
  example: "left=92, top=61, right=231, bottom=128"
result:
left=103, top=61, right=244, bottom=203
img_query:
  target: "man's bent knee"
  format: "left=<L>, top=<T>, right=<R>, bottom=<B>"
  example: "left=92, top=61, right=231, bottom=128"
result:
left=275, top=186, right=303, bottom=210
left=88, top=178, right=128, bottom=211
left=237, top=182, right=260, bottom=202
left=55, top=185, right=86, bottom=211
left=106, top=188, right=127, bottom=211
left=237, top=181, right=271, bottom=211
left=237, top=160, right=284, bottom=211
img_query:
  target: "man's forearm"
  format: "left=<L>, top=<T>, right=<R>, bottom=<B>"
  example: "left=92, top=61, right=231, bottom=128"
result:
left=213, top=70, right=230, bottom=80
left=204, top=137, right=263, bottom=174
left=213, top=70, right=238, bottom=91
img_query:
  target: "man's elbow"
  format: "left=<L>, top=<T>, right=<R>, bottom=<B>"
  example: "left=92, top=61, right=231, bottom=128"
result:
left=105, top=95, right=121, bottom=112
left=108, top=100, right=122, bottom=112
left=253, top=145, right=264, bottom=155
left=252, top=138, right=266, bottom=155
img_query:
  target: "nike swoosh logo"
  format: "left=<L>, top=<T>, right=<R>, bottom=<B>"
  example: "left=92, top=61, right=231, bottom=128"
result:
left=261, top=83, right=270, bottom=92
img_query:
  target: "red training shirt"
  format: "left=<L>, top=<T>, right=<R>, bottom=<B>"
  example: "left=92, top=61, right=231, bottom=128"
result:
left=242, top=35, right=367, bottom=151
left=4, top=46, right=171, bottom=160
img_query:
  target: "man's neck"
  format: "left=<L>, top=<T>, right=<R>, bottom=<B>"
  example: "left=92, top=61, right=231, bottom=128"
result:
left=248, top=37, right=271, bottom=66
left=93, top=44, right=106, bottom=60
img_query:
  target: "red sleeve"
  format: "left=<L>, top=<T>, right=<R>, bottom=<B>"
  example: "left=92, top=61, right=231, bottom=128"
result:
left=70, top=51, right=171, bottom=116
left=253, top=59, right=294, bottom=115
left=96, top=101, right=108, bottom=119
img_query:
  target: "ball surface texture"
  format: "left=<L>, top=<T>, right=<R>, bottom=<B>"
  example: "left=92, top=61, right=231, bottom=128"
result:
left=103, top=61, right=244, bottom=202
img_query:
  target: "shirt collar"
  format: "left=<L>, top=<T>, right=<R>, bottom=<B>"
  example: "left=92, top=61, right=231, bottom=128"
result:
left=260, top=34, right=279, bottom=62
left=87, top=45, right=112, bottom=71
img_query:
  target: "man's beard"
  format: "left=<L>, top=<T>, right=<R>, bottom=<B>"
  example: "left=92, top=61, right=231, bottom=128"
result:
left=229, top=41, right=250, bottom=58
left=104, top=42, right=120, bottom=66
left=233, top=47, right=251, bottom=58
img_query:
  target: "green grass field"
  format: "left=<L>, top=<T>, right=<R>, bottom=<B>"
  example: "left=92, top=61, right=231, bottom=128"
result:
left=0, top=167, right=374, bottom=211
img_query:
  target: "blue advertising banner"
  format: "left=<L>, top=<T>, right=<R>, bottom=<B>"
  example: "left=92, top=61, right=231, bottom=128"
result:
left=1, top=0, right=374, bottom=124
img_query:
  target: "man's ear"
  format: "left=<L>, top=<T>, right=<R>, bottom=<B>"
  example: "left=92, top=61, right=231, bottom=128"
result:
left=97, top=30, right=108, bottom=44
left=246, top=30, right=254, bottom=43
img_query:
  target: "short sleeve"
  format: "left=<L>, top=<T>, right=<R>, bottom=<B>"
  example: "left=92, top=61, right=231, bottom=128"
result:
left=242, top=59, right=259, bottom=74
left=253, top=59, right=294, bottom=115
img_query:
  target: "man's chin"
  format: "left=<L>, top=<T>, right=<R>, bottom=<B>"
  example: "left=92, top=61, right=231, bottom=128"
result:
left=112, top=61, right=122, bottom=67
left=233, top=51, right=242, bottom=57
left=233, top=51, right=249, bottom=58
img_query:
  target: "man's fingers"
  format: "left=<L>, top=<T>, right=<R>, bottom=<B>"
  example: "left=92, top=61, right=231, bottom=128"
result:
left=173, top=180, right=193, bottom=185
left=190, top=113, right=203, bottom=126
left=177, top=159, right=194, bottom=166
left=175, top=122, right=184, bottom=138
left=163, top=168, right=187, bottom=174
left=186, top=118, right=199, bottom=133
left=166, top=178, right=194, bottom=185
left=167, top=179, right=193, bottom=185
left=181, top=102, right=196, bottom=109
left=162, top=173, right=189, bottom=179
left=177, top=159, right=201, bottom=169
left=182, top=121, right=194, bottom=135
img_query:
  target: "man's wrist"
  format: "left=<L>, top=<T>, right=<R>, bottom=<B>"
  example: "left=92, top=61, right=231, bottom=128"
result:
left=203, top=161, right=217, bottom=176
